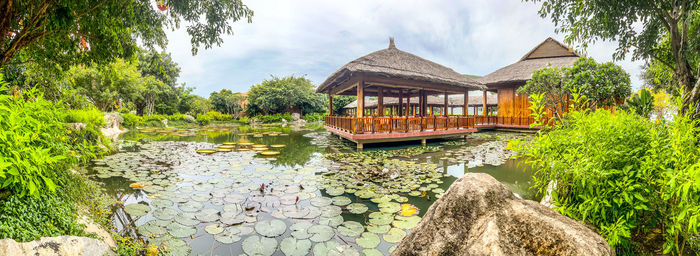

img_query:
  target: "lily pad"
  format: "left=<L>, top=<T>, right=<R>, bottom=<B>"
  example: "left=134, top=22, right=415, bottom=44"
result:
left=307, top=224, right=335, bottom=243
left=241, top=235, right=277, bottom=256
left=383, top=228, right=407, bottom=243
left=152, top=207, right=178, bottom=220
left=337, top=221, right=364, bottom=237
left=392, top=215, right=421, bottom=229
left=366, top=224, right=391, bottom=234
left=178, top=201, right=204, bottom=212
left=150, top=198, right=173, bottom=208
left=254, top=219, right=287, bottom=237
left=166, top=222, right=196, bottom=238
left=317, top=215, right=344, bottom=228
left=355, top=232, right=380, bottom=249
left=195, top=208, right=220, bottom=222
left=310, top=197, right=333, bottom=207
left=331, top=196, right=351, bottom=206
left=362, top=249, right=383, bottom=256
left=205, top=224, right=224, bottom=235
left=290, top=222, right=313, bottom=239
left=346, top=203, right=368, bottom=214
left=124, top=203, right=151, bottom=217
left=319, top=205, right=342, bottom=218
left=214, top=227, right=242, bottom=244
left=280, top=237, right=312, bottom=256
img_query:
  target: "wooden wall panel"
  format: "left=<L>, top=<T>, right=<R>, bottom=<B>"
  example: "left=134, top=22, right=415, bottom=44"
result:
left=497, top=88, right=514, bottom=117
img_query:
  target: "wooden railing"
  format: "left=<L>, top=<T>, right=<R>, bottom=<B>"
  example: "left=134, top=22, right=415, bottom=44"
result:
left=325, top=115, right=543, bottom=134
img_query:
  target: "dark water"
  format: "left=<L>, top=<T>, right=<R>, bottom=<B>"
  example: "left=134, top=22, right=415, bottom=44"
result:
left=93, top=124, right=536, bottom=255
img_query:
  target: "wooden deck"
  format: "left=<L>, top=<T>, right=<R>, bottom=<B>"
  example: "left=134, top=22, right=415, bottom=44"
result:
left=324, top=115, right=539, bottom=148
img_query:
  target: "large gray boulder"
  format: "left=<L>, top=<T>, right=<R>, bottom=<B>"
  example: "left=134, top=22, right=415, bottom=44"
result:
left=0, top=236, right=112, bottom=256
left=391, top=173, right=612, bottom=256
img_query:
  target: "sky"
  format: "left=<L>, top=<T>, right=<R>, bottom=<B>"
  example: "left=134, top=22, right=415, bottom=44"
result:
left=164, top=0, right=645, bottom=97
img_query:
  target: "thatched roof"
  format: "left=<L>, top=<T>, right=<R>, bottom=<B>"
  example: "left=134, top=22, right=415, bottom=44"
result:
left=342, top=94, right=497, bottom=109
left=478, top=37, right=579, bottom=86
left=317, top=38, right=485, bottom=93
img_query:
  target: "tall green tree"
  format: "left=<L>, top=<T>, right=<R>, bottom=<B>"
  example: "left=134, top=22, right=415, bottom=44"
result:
left=0, top=0, right=253, bottom=68
left=525, top=0, right=700, bottom=114
left=209, top=89, right=245, bottom=117
left=66, top=59, right=141, bottom=112
left=519, top=57, right=631, bottom=119
left=246, top=75, right=326, bottom=116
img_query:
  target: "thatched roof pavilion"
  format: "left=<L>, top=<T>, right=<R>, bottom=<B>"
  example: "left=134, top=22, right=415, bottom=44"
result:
left=318, top=38, right=489, bottom=149
left=478, top=37, right=579, bottom=88
left=342, top=94, right=497, bottom=109
left=477, top=37, right=580, bottom=119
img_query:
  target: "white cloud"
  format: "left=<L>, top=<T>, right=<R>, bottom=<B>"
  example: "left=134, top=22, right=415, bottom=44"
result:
left=164, top=0, right=644, bottom=97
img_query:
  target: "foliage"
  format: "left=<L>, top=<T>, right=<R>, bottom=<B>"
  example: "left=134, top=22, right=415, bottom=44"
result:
left=519, top=57, right=631, bottom=120
left=188, top=95, right=212, bottom=116
left=113, top=233, right=152, bottom=256
left=196, top=111, right=232, bottom=126
left=254, top=113, right=293, bottom=123
left=525, top=0, right=700, bottom=114
left=121, top=113, right=193, bottom=128
left=510, top=106, right=700, bottom=254
left=210, top=89, right=245, bottom=117
left=0, top=189, right=85, bottom=242
left=652, top=90, right=674, bottom=120
left=332, top=95, right=356, bottom=115
left=120, top=112, right=143, bottom=128
left=623, top=89, right=654, bottom=118
left=0, top=0, right=253, bottom=69
left=527, top=92, right=550, bottom=129
left=302, top=112, right=326, bottom=122
left=246, top=75, right=326, bottom=116
left=238, top=116, right=251, bottom=124
left=66, top=59, right=141, bottom=112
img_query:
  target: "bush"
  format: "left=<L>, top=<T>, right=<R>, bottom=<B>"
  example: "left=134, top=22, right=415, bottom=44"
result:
left=196, top=111, right=231, bottom=125
left=0, top=189, right=85, bottom=242
left=65, top=108, right=106, bottom=127
left=302, top=112, right=326, bottom=122
left=511, top=108, right=700, bottom=254
left=120, top=112, right=143, bottom=128
left=238, top=116, right=250, bottom=124
left=254, top=113, right=293, bottom=123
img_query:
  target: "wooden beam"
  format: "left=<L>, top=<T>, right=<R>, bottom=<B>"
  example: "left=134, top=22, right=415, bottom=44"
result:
left=357, top=79, right=364, bottom=118
left=482, top=90, right=487, bottom=117
left=398, top=89, right=403, bottom=117
left=377, top=86, right=383, bottom=116
left=443, top=92, right=448, bottom=116
left=328, top=94, right=333, bottom=115
left=464, top=90, right=469, bottom=116
left=405, top=93, right=410, bottom=116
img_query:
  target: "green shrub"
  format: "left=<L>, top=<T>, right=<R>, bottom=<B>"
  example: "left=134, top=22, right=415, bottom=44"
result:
left=511, top=108, right=700, bottom=254
left=0, top=189, right=85, bottom=242
left=120, top=112, right=143, bottom=128
left=65, top=108, right=106, bottom=127
left=302, top=112, right=326, bottom=122
left=238, top=116, right=250, bottom=124
left=196, top=111, right=231, bottom=125
left=254, top=113, right=293, bottom=123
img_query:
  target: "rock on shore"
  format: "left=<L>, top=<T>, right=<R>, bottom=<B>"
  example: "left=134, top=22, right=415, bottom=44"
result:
left=391, top=173, right=612, bottom=256
left=0, top=236, right=112, bottom=256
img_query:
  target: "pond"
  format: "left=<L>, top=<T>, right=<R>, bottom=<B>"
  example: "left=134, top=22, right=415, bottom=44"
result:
left=89, top=124, right=535, bottom=256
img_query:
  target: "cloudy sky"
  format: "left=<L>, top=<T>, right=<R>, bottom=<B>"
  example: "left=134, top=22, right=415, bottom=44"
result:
left=164, top=0, right=644, bottom=97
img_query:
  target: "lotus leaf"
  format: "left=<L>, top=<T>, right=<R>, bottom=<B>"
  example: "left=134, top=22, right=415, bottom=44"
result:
left=270, top=144, right=286, bottom=148
left=124, top=203, right=151, bottom=217
left=255, top=219, right=287, bottom=237
left=331, top=196, right=351, bottom=206
left=362, top=249, right=383, bottom=256
left=174, top=213, right=200, bottom=226
left=370, top=196, right=392, bottom=204
left=280, top=237, right=312, bottom=256
left=280, top=205, right=310, bottom=219
left=383, top=228, right=407, bottom=243
left=205, top=224, right=224, bottom=235
left=355, top=232, right=380, bottom=249
left=366, top=224, right=391, bottom=234
left=337, top=221, right=364, bottom=237
left=195, top=208, right=220, bottom=222
left=319, top=205, right=342, bottom=218
left=290, top=222, right=313, bottom=239
left=223, top=193, right=246, bottom=204
left=178, top=201, right=204, bottom=212
left=138, top=221, right=167, bottom=236
left=260, top=151, right=280, bottom=156
left=368, top=212, right=394, bottom=226
left=378, top=202, right=401, bottom=213
left=346, top=203, right=368, bottom=214
left=318, top=215, right=344, bottom=227
left=355, top=190, right=375, bottom=199
left=310, top=197, right=332, bottom=207
left=392, top=215, right=421, bottom=229
left=166, top=222, right=196, bottom=238
left=152, top=207, right=178, bottom=220
left=214, top=227, right=242, bottom=244
left=307, top=224, right=335, bottom=242
left=241, top=236, right=277, bottom=256
left=325, top=187, right=345, bottom=196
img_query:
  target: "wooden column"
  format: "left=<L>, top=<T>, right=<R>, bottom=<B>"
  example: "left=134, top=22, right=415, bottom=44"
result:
left=406, top=94, right=411, bottom=116
left=482, top=90, right=488, bottom=117
left=463, top=90, right=469, bottom=116
left=377, top=86, right=383, bottom=116
left=357, top=81, right=364, bottom=117
left=398, top=90, right=403, bottom=117
left=328, top=94, right=333, bottom=116
left=444, top=92, right=449, bottom=116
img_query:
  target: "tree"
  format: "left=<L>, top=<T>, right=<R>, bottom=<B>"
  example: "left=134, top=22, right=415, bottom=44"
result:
left=137, top=50, right=180, bottom=87
left=246, top=75, right=326, bottom=116
left=66, top=59, right=141, bottom=112
left=519, top=57, right=631, bottom=119
left=209, top=89, right=245, bottom=117
left=332, top=95, right=356, bottom=115
left=525, top=0, right=700, bottom=114
left=0, top=0, right=253, bottom=69
left=188, top=95, right=211, bottom=116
